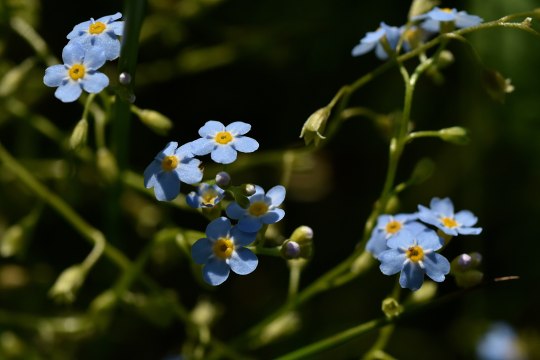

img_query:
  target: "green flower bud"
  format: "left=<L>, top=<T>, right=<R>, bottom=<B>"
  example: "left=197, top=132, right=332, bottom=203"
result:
left=89, top=290, right=118, bottom=314
left=0, top=225, right=24, bottom=257
left=290, top=225, right=313, bottom=244
left=96, top=148, right=119, bottom=183
left=257, top=312, right=300, bottom=347
left=439, top=126, right=470, bottom=145
left=300, top=107, right=330, bottom=146
left=131, top=106, right=173, bottom=135
left=451, top=252, right=484, bottom=288
left=49, top=265, right=87, bottom=304
left=69, top=119, right=88, bottom=150
left=482, top=68, right=515, bottom=104
left=0, top=57, right=36, bottom=97
left=382, top=297, right=403, bottom=319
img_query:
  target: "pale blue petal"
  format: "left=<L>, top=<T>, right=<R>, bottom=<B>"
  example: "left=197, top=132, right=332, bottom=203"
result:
left=226, top=121, right=251, bottom=135
left=211, top=145, right=237, bottom=164
left=419, top=19, right=440, bottom=33
left=457, top=227, right=482, bottom=235
left=399, top=262, right=425, bottom=291
left=376, top=215, right=393, bottom=229
left=403, top=221, right=428, bottom=236
left=206, top=217, right=231, bottom=240
left=191, top=238, right=213, bottom=264
left=55, top=82, right=82, bottom=103
left=143, top=161, right=161, bottom=188
left=67, top=21, right=92, bottom=39
left=226, top=202, right=247, bottom=219
left=428, top=8, right=457, bottom=21
left=387, top=230, right=415, bottom=249
left=190, top=138, right=215, bottom=156
left=233, top=137, right=259, bottom=153
left=93, top=35, right=122, bottom=60
left=395, top=212, right=418, bottom=222
left=159, top=142, right=179, bottom=158
left=374, top=43, right=389, bottom=60
left=378, top=249, right=405, bottom=275
left=81, top=72, right=109, bottom=93
left=44, top=65, right=67, bottom=87
left=430, top=197, right=454, bottom=216
left=416, top=229, right=443, bottom=251
left=96, top=12, right=123, bottom=23
left=83, top=47, right=107, bottom=70
left=62, top=43, right=85, bottom=65
left=176, top=159, right=202, bottom=184
left=153, top=172, right=180, bottom=201
left=198, top=121, right=224, bottom=137
left=423, top=253, right=450, bottom=282
left=352, top=42, right=376, bottom=57
left=203, top=258, right=230, bottom=286
left=366, top=231, right=388, bottom=257
left=230, top=227, right=257, bottom=247
left=266, top=185, right=286, bottom=206
left=362, top=26, right=386, bottom=43
left=176, top=143, right=195, bottom=158
left=107, top=21, right=124, bottom=36
left=260, top=209, right=284, bottom=224
left=455, top=13, right=483, bottom=28
left=229, top=248, right=258, bottom=275
left=455, top=210, right=478, bottom=226
left=186, top=191, right=200, bottom=208
left=237, top=216, right=262, bottom=232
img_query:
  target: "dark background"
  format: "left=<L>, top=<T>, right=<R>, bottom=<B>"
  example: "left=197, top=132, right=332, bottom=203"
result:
left=1, top=0, right=539, bottom=359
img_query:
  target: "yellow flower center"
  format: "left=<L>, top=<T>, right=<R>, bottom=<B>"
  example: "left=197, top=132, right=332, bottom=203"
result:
left=385, top=220, right=402, bottom=235
left=68, top=64, right=85, bottom=81
left=213, top=237, right=234, bottom=259
left=161, top=155, right=179, bottom=171
left=406, top=245, right=424, bottom=263
left=215, top=131, right=233, bottom=145
left=440, top=217, right=458, bottom=228
left=89, top=21, right=107, bottom=34
left=441, top=8, right=453, bottom=13
left=248, top=201, right=269, bottom=217
left=201, top=189, right=219, bottom=206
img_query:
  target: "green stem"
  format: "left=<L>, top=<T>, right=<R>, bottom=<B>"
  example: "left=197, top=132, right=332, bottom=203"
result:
left=9, top=16, right=57, bottom=66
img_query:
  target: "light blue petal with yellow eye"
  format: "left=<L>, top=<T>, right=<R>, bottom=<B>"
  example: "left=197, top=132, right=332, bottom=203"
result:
left=429, top=197, right=454, bottom=216
left=144, top=161, right=161, bottom=188
left=237, top=216, right=262, bottom=232
left=260, top=209, right=284, bottom=225
left=96, top=12, right=123, bottom=23
left=44, top=65, right=67, bottom=87
left=226, top=202, right=247, bottom=220
left=266, top=185, right=286, bottom=206
left=198, top=120, right=224, bottom=137
left=399, top=262, right=425, bottom=291
left=203, top=258, right=230, bottom=286
left=455, top=210, right=478, bottom=226
left=206, top=217, right=231, bottom=240
left=367, top=230, right=389, bottom=257
left=190, top=138, right=215, bottom=156
left=387, top=229, right=415, bottom=249
left=230, top=227, right=257, bottom=247
left=67, top=21, right=92, bottom=39
left=229, top=248, right=258, bottom=275
left=423, top=253, right=450, bottom=282
left=153, top=172, right=180, bottom=201
left=428, top=8, right=457, bottom=21
left=81, top=72, right=109, bottom=93
left=191, top=238, right=213, bottom=264
left=55, top=82, right=82, bottom=103
left=62, top=43, right=85, bottom=65
left=416, top=229, right=443, bottom=251
left=176, top=158, right=202, bottom=184
left=378, top=249, right=405, bottom=275
left=186, top=191, right=199, bottom=208
left=211, top=145, right=237, bottom=164
left=226, top=121, right=251, bottom=135
left=233, top=137, right=259, bottom=153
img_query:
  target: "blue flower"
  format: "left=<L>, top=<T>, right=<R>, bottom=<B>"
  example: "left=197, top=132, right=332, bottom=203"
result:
left=413, top=7, right=483, bottom=33
left=418, top=197, right=482, bottom=236
left=352, top=22, right=401, bottom=60
left=378, top=227, right=450, bottom=291
left=190, top=121, right=259, bottom=164
left=186, top=183, right=225, bottom=208
left=477, top=323, right=525, bottom=360
left=144, top=142, right=203, bottom=201
left=366, top=213, right=424, bottom=257
left=226, top=185, right=285, bottom=232
left=191, top=217, right=258, bottom=286
left=43, top=42, right=109, bottom=103
left=67, top=13, right=124, bottom=61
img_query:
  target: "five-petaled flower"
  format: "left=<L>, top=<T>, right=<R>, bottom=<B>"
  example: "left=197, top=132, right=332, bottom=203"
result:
left=187, top=183, right=225, bottom=208
left=418, top=197, right=482, bottom=236
left=352, top=22, right=401, bottom=60
left=144, top=142, right=203, bottom=201
left=378, top=227, right=450, bottom=291
left=226, top=185, right=286, bottom=232
left=67, top=12, right=125, bottom=61
left=190, top=121, right=259, bottom=164
left=43, top=42, right=109, bottom=103
left=366, top=213, right=424, bottom=257
left=191, top=217, right=258, bottom=286
left=413, top=7, right=483, bottom=33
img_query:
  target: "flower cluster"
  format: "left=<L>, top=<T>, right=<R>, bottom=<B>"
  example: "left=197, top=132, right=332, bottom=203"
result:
left=368, top=197, right=482, bottom=291
left=352, top=7, right=482, bottom=60
left=44, top=13, right=124, bottom=102
left=144, top=121, right=286, bottom=286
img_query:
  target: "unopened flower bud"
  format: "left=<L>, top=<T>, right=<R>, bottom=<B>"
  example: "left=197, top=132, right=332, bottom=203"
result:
left=0, top=58, right=36, bottom=97
left=382, top=297, right=403, bottom=319
left=300, top=107, right=331, bottom=146
left=215, top=171, right=231, bottom=187
left=243, top=184, right=256, bottom=196
left=49, top=265, right=87, bottom=303
left=281, top=240, right=301, bottom=259
left=69, top=119, right=88, bottom=150
left=96, top=148, right=119, bottom=183
left=451, top=252, right=484, bottom=288
left=290, top=226, right=313, bottom=244
left=284, top=226, right=314, bottom=259
left=439, top=127, right=470, bottom=145
left=0, top=225, right=24, bottom=257
left=118, top=72, right=132, bottom=85
left=90, top=290, right=118, bottom=314
left=132, top=106, right=173, bottom=135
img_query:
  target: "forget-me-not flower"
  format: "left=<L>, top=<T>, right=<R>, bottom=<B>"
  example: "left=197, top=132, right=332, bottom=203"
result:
left=366, top=213, right=424, bottom=257
left=191, top=217, right=258, bottom=286
left=144, top=142, right=203, bottom=201
left=190, top=121, right=259, bottom=164
left=226, top=185, right=285, bottom=232
left=413, top=7, right=483, bottom=33
left=418, top=197, right=482, bottom=236
left=477, top=322, right=526, bottom=360
left=352, top=22, right=401, bottom=60
left=44, top=42, right=109, bottom=103
left=67, top=13, right=124, bottom=60
left=378, top=227, right=450, bottom=291
left=187, top=183, right=225, bottom=208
